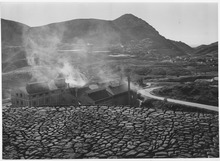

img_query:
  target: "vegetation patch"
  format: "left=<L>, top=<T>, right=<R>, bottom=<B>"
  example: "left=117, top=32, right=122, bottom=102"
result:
left=153, top=83, right=218, bottom=106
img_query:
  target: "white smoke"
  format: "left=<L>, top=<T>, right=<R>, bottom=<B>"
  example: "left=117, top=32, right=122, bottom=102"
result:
left=22, top=21, right=132, bottom=88
left=58, top=62, right=87, bottom=87
left=23, top=25, right=89, bottom=88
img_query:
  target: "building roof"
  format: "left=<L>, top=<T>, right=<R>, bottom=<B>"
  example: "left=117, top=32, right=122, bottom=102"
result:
left=78, top=87, right=91, bottom=96
left=89, top=84, right=99, bottom=90
left=87, top=88, right=112, bottom=102
left=86, top=87, right=106, bottom=94
left=109, top=83, right=128, bottom=95
left=18, top=78, right=68, bottom=95
left=109, top=80, right=121, bottom=87
left=84, top=83, right=128, bottom=102
left=26, top=82, right=50, bottom=95
left=17, top=79, right=129, bottom=98
left=69, top=86, right=91, bottom=97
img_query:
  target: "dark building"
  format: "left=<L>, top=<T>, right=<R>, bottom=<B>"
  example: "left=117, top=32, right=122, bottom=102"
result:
left=79, top=83, right=137, bottom=106
left=11, top=79, right=138, bottom=107
left=11, top=79, right=76, bottom=107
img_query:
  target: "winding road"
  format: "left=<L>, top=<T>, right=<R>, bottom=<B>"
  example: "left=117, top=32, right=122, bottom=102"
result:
left=138, top=87, right=218, bottom=112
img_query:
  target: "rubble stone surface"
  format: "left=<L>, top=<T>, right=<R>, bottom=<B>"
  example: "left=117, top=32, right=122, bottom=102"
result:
left=3, top=106, right=219, bottom=159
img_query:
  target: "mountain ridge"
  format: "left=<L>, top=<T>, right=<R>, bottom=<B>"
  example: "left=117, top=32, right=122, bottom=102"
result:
left=192, top=42, right=218, bottom=56
left=1, top=14, right=193, bottom=52
left=3, top=13, right=216, bottom=73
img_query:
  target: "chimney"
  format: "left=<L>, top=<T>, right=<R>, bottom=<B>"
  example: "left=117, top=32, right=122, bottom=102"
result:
left=75, top=88, right=78, bottom=106
left=120, top=73, right=123, bottom=85
left=128, top=74, right=131, bottom=106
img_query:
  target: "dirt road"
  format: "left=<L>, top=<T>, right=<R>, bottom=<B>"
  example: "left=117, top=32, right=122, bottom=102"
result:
left=138, top=87, right=218, bottom=112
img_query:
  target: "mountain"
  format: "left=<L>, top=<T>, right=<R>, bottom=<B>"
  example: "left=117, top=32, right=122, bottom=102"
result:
left=113, top=14, right=191, bottom=56
left=1, top=18, right=29, bottom=46
left=2, top=14, right=195, bottom=72
left=192, top=42, right=218, bottom=56
left=1, top=14, right=216, bottom=100
left=168, top=40, right=194, bottom=55
left=3, top=14, right=193, bottom=51
left=1, top=19, right=30, bottom=72
left=113, top=14, right=160, bottom=41
left=28, top=19, right=122, bottom=47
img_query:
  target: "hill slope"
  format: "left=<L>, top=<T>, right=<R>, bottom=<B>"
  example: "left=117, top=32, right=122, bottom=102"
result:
left=1, top=14, right=217, bottom=99
left=192, top=42, right=218, bottom=56
left=1, top=19, right=30, bottom=72
left=169, top=39, right=194, bottom=55
left=2, top=14, right=193, bottom=58
left=1, top=18, right=29, bottom=46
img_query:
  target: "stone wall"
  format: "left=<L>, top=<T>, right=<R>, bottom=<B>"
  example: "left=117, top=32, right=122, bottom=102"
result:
left=3, top=105, right=219, bottom=159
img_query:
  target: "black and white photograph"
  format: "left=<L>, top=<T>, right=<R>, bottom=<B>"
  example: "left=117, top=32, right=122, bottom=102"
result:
left=1, top=1, right=219, bottom=159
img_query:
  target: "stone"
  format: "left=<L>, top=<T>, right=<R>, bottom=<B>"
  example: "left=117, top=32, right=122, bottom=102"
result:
left=155, top=151, right=168, bottom=156
left=116, top=143, right=124, bottom=147
left=207, top=151, right=218, bottom=157
left=163, top=132, right=169, bottom=135
left=98, top=154, right=107, bottom=158
left=125, top=150, right=137, bottom=157
left=180, top=153, right=192, bottom=158
left=106, top=143, right=111, bottom=148
left=136, top=153, right=146, bottom=158
left=85, top=152, right=99, bottom=157
left=168, top=151, right=174, bottom=156
left=208, top=155, right=215, bottom=158
left=157, top=147, right=165, bottom=151
left=122, top=148, right=129, bottom=152
left=47, top=143, right=53, bottom=147
left=74, top=143, right=83, bottom=148
left=3, top=106, right=219, bottom=159
left=126, top=125, right=134, bottom=129
left=139, top=142, right=150, bottom=147
left=142, top=149, right=150, bottom=153
left=110, top=138, right=119, bottom=143
left=198, top=141, right=206, bottom=145
left=112, top=148, right=119, bottom=152
left=102, top=140, right=108, bottom=144
left=127, top=145, right=136, bottom=149
left=200, top=122, right=209, bottom=126
left=104, top=151, right=113, bottom=155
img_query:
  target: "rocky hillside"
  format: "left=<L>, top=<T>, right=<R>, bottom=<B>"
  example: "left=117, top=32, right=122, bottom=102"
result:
left=2, top=14, right=198, bottom=73
left=1, top=19, right=29, bottom=72
left=169, top=39, right=194, bottom=55
left=192, top=42, right=218, bottom=56
left=153, top=83, right=218, bottom=106
left=2, top=14, right=194, bottom=58
left=1, top=19, right=29, bottom=46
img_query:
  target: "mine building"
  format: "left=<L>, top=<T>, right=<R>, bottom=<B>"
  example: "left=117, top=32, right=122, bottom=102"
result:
left=11, top=79, right=73, bottom=107
left=11, top=78, right=138, bottom=107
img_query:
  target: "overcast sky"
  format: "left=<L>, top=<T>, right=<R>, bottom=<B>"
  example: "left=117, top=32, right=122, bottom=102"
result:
left=0, top=2, right=218, bottom=46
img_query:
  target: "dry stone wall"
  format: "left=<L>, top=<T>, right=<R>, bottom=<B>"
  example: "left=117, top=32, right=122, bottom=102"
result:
left=3, top=105, right=219, bottom=159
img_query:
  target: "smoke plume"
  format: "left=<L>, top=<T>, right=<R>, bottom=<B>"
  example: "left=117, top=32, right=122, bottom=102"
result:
left=23, top=22, right=125, bottom=88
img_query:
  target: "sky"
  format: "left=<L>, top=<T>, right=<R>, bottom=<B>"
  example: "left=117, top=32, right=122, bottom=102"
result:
left=0, top=2, right=218, bottom=46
